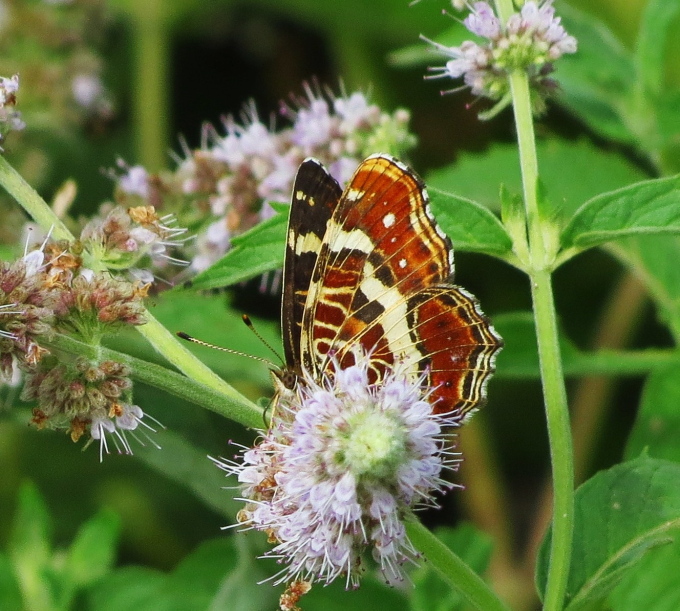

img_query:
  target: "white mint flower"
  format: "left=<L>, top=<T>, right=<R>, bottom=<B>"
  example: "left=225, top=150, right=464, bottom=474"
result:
left=90, top=402, right=158, bottom=462
left=215, top=348, right=460, bottom=589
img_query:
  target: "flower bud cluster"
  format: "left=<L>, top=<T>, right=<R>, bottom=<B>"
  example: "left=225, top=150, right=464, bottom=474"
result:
left=80, top=202, right=189, bottom=284
left=53, top=274, right=148, bottom=339
left=23, top=357, right=152, bottom=461
left=112, top=86, right=415, bottom=273
left=0, top=259, right=54, bottom=377
left=426, top=1, right=577, bottom=112
left=2, top=234, right=155, bottom=458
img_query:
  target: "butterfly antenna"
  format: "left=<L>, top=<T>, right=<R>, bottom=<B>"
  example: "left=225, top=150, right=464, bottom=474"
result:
left=176, top=331, right=274, bottom=366
left=241, top=314, right=286, bottom=367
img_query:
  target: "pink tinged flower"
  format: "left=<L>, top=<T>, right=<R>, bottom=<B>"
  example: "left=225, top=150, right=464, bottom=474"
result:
left=333, top=92, right=379, bottom=134
left=240, top=120, right=277, bottom=157
left=216, top=348, right=460, bottom=589
left=425, top=0, right=576, bottom=103
left=258, top=153, right=298, bottom=200
left=329, top=157, right=359, bottom=185
left=212, top=126, right=245, bottom=165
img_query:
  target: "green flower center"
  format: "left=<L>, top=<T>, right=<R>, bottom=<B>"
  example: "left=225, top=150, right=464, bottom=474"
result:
left=343, top=409, right=407, bottom=479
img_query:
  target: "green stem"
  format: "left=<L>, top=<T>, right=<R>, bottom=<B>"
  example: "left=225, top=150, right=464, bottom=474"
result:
left=406, top=520, right=510, bottom=611
left=136, top=312, right=251, bottom=406
left=509, top=69, right=574, bottom=611
left=0, top=155, right=72, bottom=241
left=47, top=333, right=262, bottom=429
left=529, top=269, right=573, bottom=610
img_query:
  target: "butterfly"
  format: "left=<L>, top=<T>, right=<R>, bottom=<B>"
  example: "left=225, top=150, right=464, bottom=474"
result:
left=278, top=153, right=502, bottom=421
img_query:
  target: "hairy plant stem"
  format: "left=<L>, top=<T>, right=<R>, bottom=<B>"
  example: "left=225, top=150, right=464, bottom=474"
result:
left=47, top=333, right=263, bottom=428
left=508, top=68, right=574, bottom=611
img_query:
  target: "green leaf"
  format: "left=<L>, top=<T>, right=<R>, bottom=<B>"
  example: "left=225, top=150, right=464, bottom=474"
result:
left=608, top=532, right=680, bottom=611
left=560, top=175, right=680, bottom=254
left=556, top=4, right=636, bottom=144
left=64, top=510, right=121, bottom=588
left=493, top=312, right=580, bottom=379
left=625, top=364, right=680, bottom=463
left=492, top=312, right=679, bottom=380
left=411, top=524, right=493, bottom=611
left=89, top=538, right=277, bottom=611
left=162, top=538, right=275, bottom=611
left=303, top=575, right=408, bottom=610
left=536, top=457, right=680, bottom=610
left=8, top=482, right=55, bottom=611
left=610, top=234, right=680, bottom=340
left=86, top=566, right=166, bottom=611
left=635, top=0, right=680, bottom=97
left=429, top=188, right=512, bottom=256
left=147, top=291, right=281, bottom=389
left=187, top=205, right=288, bottom=291
left=426, top=140, right=647, bottom=216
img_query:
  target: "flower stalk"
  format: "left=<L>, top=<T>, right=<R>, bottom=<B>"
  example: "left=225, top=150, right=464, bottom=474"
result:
left=507, top=53, right=573, bottom=611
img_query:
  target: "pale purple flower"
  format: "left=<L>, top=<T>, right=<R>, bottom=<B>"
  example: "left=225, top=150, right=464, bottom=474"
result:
left=464, top=2, right=501, bottom=39
left=292, top=97, right=333, bottom=151
left=425, top=0, right=577, bottom=108
left=334, top=92, right=380, bottom=134
left=215, top=348, right=460, bottom=589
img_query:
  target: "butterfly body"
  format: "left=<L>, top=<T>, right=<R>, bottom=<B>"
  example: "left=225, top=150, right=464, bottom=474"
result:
left=281, top=154, right=501, bottom=421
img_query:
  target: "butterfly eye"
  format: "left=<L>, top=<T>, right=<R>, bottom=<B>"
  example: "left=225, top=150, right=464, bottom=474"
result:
left=281, top=370, right=298, bottom=390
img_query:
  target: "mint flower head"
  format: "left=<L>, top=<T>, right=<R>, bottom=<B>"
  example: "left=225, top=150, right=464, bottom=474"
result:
left=111, top=86, right=415, bottom=275
left=80, top=200, right=190, bottom=284
left=425, top=0, right=577, bottom=115
left=23, top=357, right=158, bottom=461
left=215, top=348, right=460, bottom=593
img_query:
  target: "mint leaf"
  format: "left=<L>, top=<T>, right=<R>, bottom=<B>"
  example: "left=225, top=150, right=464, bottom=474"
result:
left=536, top=457, right=680, bottom=610
left=430, top=188, right=512, bottom=256
left=560, top=175, right=680, bottom=253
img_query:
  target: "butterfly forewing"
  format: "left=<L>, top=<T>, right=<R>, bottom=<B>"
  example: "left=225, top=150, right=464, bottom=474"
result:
left=283, top=159, right=342, bottom=373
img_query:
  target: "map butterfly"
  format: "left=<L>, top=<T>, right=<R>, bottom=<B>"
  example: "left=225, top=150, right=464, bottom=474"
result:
left=279, top=153, right=502, bottom=421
